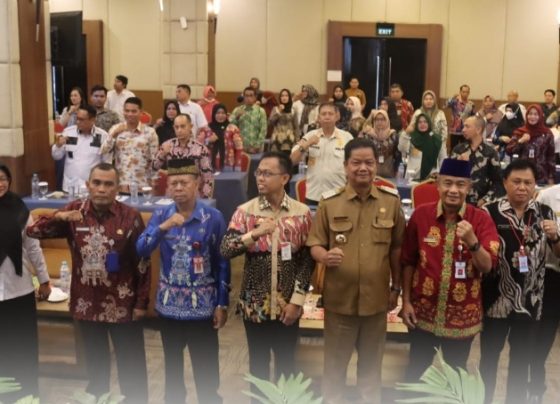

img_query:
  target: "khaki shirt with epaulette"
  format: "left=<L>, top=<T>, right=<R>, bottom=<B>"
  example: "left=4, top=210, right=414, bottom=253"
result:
left=306, top=184, right=405, bottom=316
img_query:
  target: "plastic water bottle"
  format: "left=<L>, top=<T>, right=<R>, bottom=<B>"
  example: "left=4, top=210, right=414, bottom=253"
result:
left=298, top=160, right=306, bottom=176
left=130, top=181, right=139, bottom=204
left=397, top=163, right=405, bottom=184
left=31, top=173, right=40, bottom=199
left=59, top=261, right=70, bottom=294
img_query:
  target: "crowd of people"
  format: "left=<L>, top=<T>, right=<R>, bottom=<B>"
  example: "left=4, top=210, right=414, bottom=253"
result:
left=1, top=74, right=560, bottom=404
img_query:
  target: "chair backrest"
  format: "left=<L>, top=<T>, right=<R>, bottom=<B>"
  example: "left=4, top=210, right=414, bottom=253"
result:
left=140, top=111, right=152, bottom=125
left=240, top=152, right=250, bottom=172
left=295, top=179, right=306, bottom=202
left=411, top=179, right=440, bottom=208
left=154, top=171, right=168, bottom=196
left=373, top=176, right=396, bottom=189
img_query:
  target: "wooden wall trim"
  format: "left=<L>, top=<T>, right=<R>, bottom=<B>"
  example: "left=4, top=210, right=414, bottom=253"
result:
left=83, top=20, right=104, bottom=94
left=15, top=0, right=53, bottom=194
left=326, top=21, right=443, bottom=100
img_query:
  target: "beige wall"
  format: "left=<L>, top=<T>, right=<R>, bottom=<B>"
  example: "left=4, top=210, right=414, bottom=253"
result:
left=216, top=0, right=560, bottom=102
left=49, top=0, right=560, bottom=103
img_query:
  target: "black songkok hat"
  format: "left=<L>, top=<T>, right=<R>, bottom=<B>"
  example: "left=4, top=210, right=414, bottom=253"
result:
left=439, top=158, right=471, bottom=178
left=167, top=158, right=199, bottom=176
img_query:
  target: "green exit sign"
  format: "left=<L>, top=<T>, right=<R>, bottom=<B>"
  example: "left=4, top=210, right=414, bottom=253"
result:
left=377, top=23, right=395, bottom=36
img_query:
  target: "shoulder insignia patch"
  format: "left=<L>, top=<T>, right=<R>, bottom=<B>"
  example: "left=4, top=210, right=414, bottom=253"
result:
left=378, top=185, right=399, bottom=197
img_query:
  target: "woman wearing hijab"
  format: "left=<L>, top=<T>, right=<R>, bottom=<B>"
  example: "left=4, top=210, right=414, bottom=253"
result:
left=406, top=90, right=448, bottom=142
left=399, top=113, right=445, bottom=181
left=205, top=104, right=243, bottom=171
left=292, top=84, right=320, bottom=134
left=198, top=85, right=219, bottom=123
left=379, top=96, right=403, bottom=132
left=269, top=89, right=300, bottom=155
left=345, top=96, right=366, bottom=138
left=476, top=95, right=503, bottom=142
left=155, top=100, right=180, bottom=145
left=330, top=84, right=350, bottom=129
left=494, top=102, right=525, bottom=159
left=0, top=164, right=51, bottom=401
left=359, top=109, right=398, bottom=177
left=507, top=104, right=556, bottom=184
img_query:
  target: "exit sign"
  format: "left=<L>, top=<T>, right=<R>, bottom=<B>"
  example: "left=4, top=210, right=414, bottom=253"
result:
left=377, top=23, right=395, bottom=36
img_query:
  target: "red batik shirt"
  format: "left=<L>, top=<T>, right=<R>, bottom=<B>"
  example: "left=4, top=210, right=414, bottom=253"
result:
left=401, top=201, right=499, bottom=338
left=27, top=200, right=151, bottom=323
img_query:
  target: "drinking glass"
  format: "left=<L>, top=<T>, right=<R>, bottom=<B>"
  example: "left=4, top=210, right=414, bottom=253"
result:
left=142, top=186, right=153, bottom=205
left=38, top=181, right=49, bottom=200
left=401, top=198, right=413, bottom=221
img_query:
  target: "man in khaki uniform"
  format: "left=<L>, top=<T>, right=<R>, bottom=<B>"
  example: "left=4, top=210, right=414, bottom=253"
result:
left=307, top=138, right=405, bottom=404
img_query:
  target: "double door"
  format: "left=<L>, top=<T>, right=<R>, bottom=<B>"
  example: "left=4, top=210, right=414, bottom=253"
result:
left=343, top=37, right=427, bottom=113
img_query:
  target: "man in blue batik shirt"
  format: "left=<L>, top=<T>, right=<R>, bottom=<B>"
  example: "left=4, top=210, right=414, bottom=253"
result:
left=136, top=158, right=230, bottom=404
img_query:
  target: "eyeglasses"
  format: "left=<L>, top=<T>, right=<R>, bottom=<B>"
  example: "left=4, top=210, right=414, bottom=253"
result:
left=254, top=170, right=284, bottom=178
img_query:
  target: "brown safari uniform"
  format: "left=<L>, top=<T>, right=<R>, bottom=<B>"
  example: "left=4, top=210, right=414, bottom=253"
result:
left=307, top=183, right=405, bottom=404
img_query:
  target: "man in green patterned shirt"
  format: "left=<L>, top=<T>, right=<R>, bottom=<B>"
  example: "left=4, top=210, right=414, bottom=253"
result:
left=230, top=87, right=267, bottom=153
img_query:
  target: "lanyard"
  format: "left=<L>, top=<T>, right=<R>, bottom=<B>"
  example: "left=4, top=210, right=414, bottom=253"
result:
left=506, top=211, right=532, bottom=253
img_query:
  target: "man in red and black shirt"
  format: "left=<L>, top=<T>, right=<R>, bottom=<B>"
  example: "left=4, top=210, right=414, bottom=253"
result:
left=401, top=158, right=499, bottom=381
left=28, top=163, right=151, bottom=404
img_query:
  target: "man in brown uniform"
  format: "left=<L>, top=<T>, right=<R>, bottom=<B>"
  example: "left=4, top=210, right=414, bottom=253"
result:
left=307, top=138, right=405, bottom=404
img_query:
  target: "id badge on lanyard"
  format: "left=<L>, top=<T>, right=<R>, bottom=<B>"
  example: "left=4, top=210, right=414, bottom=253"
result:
left=455, top=243, right=466, bottom=279
left=518, top=246, right=529, bottom=273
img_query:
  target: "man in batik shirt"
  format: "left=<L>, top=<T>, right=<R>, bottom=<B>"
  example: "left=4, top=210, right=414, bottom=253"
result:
left=401, top=158, right=499, bottom=381
left=220, top=152, right=314, bottom=394
left=451, top=115, right=505, bottom=206
left=230, top=87, right=267, bottom=153
left=447, top=84, right=475, bottom=149
left=27, top=163, right=150, bottom=404
left=480, top=159, right=560, bottom=404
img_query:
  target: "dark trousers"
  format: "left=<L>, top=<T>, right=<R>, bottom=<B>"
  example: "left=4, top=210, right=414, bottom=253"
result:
left=243, top=320, right=299, bottom=393
left=0, top=293, right=39, bottom=402
left=480, top=316, right=538, bottom=404
left=77, top=320, right=148, bottom=404
left=406, top=328, right=474, bottom=382
left=529, top=268, right=560, bottom=398
left=159, top=317, right=221, bottom=404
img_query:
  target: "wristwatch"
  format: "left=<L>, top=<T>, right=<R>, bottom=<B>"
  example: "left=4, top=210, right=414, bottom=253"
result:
left=468, top=241, right=481, bottom=252
left=216, top=305, right=228, bottom=311
left=298, top=144, right=306, bottom=153
left=390, top=286, right=402, bottom=293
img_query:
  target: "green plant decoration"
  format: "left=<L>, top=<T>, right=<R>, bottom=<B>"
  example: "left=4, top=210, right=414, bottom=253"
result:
left=243, top=372, right=322, bottom=404
left=72, top=391, right=125, bottom=404
left=395, top=348, right=485, bottom=404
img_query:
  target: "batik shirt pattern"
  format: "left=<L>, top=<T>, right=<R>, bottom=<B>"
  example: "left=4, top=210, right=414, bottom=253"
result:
left=483, top=198, right=559, bottom=320
left=27, top=200, right=151, bottom=323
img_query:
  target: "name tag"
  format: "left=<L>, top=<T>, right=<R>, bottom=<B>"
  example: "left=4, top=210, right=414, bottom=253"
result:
left=76, top=227, right=89, bottom=232
left=281, top=242, right=292, bottom=261
left=455, top=261, right=466, bottom=279
left=528, top=148, right=535, bottom=159
left=378, top=155, right=385, bottom=164
left=193, top=256, right=204, bottom=274
left=519, top=254, right=529, bottom=273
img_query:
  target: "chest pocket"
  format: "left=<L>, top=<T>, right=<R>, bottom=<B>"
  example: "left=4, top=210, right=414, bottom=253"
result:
left=372, top=218, right=394, bottom=243
left=308, top=145, right=321, bottom=158
left=329, top=219, right=353, bottom=245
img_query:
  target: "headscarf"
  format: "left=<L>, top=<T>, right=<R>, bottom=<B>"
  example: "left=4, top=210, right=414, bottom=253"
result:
left=496, top=102, right=524, bottom=135
left=156, top=100, right=180, bottom=145
left=383, top=96, right=402, bottom=131
left=332, top=85, right=347, bottom=103
left=514, top=104, right=552, bottom=139
left=0, top=164, right=29, bottom=276
left=202, top=85, right=216, bottom=101
left=300, top=84, right=319, bottom=131
left=347, top=96, right=363, bottom=119
left=332, top=85, right=349, bottom=128
left=278, top=89, right=293, bottom=114
left=209, top=104, right=229, bottom=166
left=410, top=114, right=442, bottom=181
left=420, top=90, right=440, bottom=125
left=364, top=109, right=392, bottom=140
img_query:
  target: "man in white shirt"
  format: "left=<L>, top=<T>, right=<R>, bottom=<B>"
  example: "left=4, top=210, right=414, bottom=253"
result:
left=176, top=84, right=208, bottom=136
left=498, top=90, right=527, bottom=118
left=290, top=102, right=354, bottom=205
left=52, top=105, right=110, bottom=192
left=105, top=75, right=135, bottom=121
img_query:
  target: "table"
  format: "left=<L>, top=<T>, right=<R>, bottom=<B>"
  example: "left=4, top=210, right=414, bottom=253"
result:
left=246, top=152, right=263, bottom=199
left=213, top=171, right=249, bottom=221
left=289, top=174, right=412, bottom=200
